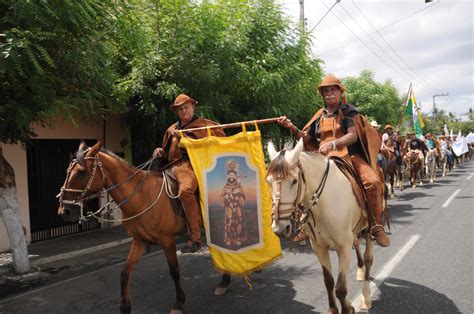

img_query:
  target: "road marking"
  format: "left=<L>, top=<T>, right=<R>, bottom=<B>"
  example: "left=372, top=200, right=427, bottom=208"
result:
left=351, top=234, right=421, bottom=312
left=467, top=174, right=473, bottom=180
left=442, top=189, right=461, bottom=208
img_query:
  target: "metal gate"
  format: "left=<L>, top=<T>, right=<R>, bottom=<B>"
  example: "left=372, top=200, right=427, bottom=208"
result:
left=27, top=139, right=101, bottom=242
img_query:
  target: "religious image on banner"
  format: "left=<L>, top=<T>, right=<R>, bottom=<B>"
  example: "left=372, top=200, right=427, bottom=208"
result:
left=180, top=125, right=282, bottom=275
left=205, top=155, right=261, bottom=252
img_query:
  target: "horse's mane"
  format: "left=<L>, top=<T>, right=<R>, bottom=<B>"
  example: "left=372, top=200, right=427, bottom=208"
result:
left=75, top=145, right=137, bottom=172
left=267, top=149, right=290, bottom=179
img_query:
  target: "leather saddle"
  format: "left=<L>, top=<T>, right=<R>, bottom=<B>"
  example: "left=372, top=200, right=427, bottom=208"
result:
left=330, top=156, right=367, bottom=218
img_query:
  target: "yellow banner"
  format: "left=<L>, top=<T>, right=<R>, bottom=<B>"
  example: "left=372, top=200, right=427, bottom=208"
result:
left=180, top=124, right=282, bottom=275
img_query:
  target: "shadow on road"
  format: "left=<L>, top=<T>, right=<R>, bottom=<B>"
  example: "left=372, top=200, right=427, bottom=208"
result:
left=370, top=277, right=460, bottom=313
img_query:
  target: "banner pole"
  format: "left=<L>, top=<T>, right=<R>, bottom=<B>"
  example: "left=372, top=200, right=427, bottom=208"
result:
left=181, top=117, right=284, bottom=133
left=397, top=82, right=412, bottom=131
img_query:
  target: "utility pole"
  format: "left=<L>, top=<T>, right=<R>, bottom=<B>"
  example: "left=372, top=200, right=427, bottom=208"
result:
left=299, top=0, right=305, bottom=35
left=432, top=92, right=449, bottom=120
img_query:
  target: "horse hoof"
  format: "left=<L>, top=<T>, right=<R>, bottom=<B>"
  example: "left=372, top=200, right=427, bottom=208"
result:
left=214, top=286, right=228, bottom=296
left=356, top=267, right=365, bottom=281
left=360, top=299, right=372, bottom=310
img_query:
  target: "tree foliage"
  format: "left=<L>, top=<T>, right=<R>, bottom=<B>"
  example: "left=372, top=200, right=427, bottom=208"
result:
left=115, top=0, right=323, bottom=162
left=342, top=70, right=402, bottom=127
left=0, top=0, right=128, bottom=143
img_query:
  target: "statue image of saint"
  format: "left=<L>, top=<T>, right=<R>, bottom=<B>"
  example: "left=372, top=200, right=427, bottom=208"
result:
left=220, top=159, right=246, bottom=247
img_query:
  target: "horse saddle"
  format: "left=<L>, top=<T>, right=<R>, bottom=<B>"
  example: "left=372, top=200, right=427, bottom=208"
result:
left=330, top=156, right=367, bottom=218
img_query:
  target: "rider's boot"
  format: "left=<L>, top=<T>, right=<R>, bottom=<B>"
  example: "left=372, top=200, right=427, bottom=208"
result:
left=180, top=192, right=202, bottom=254
left=370, top=224, right=390, bottom=247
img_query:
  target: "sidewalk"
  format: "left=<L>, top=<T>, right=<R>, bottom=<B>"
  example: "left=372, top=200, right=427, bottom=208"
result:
left=0, top=225, right=131, bottom=276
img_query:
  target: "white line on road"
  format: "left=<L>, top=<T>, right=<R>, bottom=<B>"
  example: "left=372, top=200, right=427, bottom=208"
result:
left=351, top=234, right=421, bottom=312
left=442, top=189, right=461, bottom=208
left=467, top=174, right=473, bottom=180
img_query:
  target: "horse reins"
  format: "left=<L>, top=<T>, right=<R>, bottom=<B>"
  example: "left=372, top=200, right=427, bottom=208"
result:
left=273, top=159, right=331, bottom=233
left=58, top=151, right=161, bottom=222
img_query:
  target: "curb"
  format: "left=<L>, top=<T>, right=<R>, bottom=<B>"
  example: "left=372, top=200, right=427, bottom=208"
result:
left=0, top=238, right=132, bottom=276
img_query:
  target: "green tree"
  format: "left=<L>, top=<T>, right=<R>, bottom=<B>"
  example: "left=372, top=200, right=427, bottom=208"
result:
left=342, top=70, right=402, bottom=127
left=115, top=0, right=323, bottom=161
left=0, top=0, right=132, bottom=273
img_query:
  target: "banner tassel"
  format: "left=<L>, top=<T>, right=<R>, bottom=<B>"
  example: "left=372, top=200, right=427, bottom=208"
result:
left=244, top=275, right=253, bottom=291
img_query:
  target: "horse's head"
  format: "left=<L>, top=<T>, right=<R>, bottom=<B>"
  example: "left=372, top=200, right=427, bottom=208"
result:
left=57, top=140, right=105, bottom=222
left=267, top=139, right=305, bottom=238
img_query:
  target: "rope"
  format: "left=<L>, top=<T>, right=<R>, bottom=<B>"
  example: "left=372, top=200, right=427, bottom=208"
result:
left=91, top=174, right=165, bottom=223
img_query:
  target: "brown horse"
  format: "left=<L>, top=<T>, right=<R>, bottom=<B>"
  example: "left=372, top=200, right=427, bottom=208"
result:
left=57, top=141, right=230, bottom=314
left=403, top=151, right=423, bottom=188
left=381, top=136, right=404, bottom=196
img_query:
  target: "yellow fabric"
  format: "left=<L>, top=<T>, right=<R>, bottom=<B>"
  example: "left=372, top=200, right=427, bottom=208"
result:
left=180, top=124, right=282, bottom=275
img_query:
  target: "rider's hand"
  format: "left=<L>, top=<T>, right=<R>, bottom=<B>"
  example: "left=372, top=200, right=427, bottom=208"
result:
left=319, top=142, right=333, bottom=155
left=153, top=148, right=164, bottom=158
left=171, top=129, right=181, bottom=139
left=277, top=116, right=294, bottom=129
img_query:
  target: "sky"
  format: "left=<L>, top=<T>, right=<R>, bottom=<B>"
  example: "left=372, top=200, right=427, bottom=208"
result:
left=279, top=0, right=473, bottom=119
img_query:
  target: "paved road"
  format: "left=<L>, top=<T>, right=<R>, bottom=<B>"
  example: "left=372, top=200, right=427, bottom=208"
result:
left=0, top=161, right=472, bottom=313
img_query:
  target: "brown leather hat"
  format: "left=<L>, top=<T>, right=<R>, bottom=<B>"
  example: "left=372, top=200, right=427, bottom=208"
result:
left=171, top=94, right=196, bottom=108
left=317, top=75, right=346, bottom=94
left=384, top=124, right=394, bottom=131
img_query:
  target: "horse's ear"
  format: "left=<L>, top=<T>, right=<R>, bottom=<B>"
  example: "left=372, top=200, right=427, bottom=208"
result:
left=87, top=140, right=102, bottom=157
left=79, top=140, right=88, bottom=151
left=267, top=141, right=278, bottom=160
left=288, top=138, right=304, bottom=164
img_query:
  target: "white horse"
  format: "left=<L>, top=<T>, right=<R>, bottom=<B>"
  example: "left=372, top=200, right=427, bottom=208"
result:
left=439, top=147, right=448, bottom=177
left=267, top=139, right=374, bottom=313
left=425, top=149, right=437, bottom=183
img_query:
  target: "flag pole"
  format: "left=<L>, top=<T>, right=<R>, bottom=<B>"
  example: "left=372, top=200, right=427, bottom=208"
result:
left=397, top=82, right=412, bottom=131
left=179, top=117, right=284, bottom=133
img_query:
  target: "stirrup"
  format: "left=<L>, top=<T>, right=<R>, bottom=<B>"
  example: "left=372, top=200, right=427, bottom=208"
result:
left=292, top=231, right=308, bottom=243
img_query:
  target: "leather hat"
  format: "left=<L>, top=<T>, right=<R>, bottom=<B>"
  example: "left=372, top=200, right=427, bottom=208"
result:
left=384, top=124, right=394, bottom=131
left=171, top=94, right=196, bottom=108
left=317, top=75, right=346, bottom=94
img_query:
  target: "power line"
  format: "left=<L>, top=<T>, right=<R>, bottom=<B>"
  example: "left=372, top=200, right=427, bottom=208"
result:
left=319, top=0, right=413, bottom=85
left=351, top=0, right=444, bottom=95
left=316, top=2, right=438, bottom=56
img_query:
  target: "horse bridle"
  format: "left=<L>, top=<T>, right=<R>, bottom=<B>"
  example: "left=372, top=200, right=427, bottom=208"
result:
left=57, top=150, right=107, bottom=207
left=272, top=162, right=306, bottom=224
left=272, top=160, right=331, bottom=232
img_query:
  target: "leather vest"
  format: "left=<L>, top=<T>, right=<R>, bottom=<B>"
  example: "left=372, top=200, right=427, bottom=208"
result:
left=318, top=110, right=349, bottom=159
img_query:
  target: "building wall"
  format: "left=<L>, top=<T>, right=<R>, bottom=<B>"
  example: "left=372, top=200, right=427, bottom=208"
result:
left=0, top=113, right=129, bottom=252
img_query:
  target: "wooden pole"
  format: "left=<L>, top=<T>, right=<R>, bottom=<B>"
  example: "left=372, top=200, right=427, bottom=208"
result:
left=180, top=117, right=284, bottom=133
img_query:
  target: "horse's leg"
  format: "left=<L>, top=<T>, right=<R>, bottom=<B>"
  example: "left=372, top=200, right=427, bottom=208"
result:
left=311, top=243, right=338, bottom=314
left=335, top=243, right=355, bottom=314
left=162, top=237, right=185, bottom=314
left=121, top=238, right=146, bottom=314
left=359, top=231, right=374, bottom=310
left=353, top=236, right=365, bottom=281
left=390, top=171, right=395, bottom=197
left=214, top=274, right=231, bottom=296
